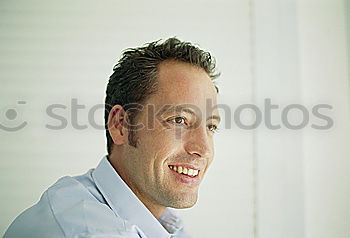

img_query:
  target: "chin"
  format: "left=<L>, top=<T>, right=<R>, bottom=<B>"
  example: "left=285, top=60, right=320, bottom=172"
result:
left=167, top=194, right=198, bottom=209
left=173, top=202, right=196, bottom=209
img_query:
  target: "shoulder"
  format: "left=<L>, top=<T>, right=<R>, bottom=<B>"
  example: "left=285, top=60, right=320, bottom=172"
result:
left=48, top=176, right=128, bottom=235
left=4, top=189, right=64, bottom=238
left=4, top=175, right=139, bottom=238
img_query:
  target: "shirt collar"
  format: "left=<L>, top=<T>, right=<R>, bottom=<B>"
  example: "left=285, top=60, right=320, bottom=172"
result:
left=92, top=156, right=183, bottom=238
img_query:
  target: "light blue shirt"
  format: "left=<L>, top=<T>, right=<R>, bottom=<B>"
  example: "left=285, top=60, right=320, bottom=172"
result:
left=4, top=156, right=192, bottom=238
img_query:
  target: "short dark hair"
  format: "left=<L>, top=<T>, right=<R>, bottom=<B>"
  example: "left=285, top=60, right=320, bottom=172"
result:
left=105, top=37, right=220, bottom=154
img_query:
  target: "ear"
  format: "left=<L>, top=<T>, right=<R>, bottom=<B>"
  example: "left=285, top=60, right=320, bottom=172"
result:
left=107, top=105, right=128, bottom=145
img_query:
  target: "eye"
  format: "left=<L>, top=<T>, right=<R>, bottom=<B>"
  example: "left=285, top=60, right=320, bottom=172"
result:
left=207, top=124, right=219, bottom=133
left=169, top=116, right=187, bottom=125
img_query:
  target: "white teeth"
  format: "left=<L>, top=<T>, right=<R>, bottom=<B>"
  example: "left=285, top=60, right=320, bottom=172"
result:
left=169, top=165, right=199, bottom=177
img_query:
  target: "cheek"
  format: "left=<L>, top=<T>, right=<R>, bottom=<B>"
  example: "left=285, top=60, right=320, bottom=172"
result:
left=151, top=126, right=183, bottom=147
left=138, top=126, right=188, bottom=164
left=137, top=131, right=176, bottom=163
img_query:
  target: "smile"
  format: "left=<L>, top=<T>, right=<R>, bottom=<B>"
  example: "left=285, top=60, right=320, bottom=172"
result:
left=168, top=165, right=199, bottom=177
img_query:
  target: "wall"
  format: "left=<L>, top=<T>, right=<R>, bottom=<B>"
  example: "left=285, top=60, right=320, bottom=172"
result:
left=0, top=0, right=349, bottom=237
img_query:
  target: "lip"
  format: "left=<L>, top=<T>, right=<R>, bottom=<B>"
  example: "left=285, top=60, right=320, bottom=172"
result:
left=168, top=166, right=201, bottom=187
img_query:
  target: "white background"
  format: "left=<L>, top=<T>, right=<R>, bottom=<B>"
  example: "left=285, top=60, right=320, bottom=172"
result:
left=0, top=0, right=349, bottom=237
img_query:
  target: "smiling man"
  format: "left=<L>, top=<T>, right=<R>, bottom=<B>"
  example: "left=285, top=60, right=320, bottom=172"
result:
left=4, top=38, right=220, bottom=238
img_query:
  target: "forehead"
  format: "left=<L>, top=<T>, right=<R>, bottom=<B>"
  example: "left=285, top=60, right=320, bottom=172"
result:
left=139, top=60, right=219, bottom=121
left=153, top=60, right=218, bottom=105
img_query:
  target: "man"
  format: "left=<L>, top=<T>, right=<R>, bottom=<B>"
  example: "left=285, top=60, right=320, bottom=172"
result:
left=4, top=37, right=221, bottom=238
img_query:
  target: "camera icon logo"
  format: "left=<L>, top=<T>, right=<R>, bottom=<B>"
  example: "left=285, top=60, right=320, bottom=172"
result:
left=0, top=101, right=28, bottom=132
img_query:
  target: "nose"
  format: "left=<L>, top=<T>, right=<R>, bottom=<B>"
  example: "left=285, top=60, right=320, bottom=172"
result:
left=184, top=125, right=212, bottom=159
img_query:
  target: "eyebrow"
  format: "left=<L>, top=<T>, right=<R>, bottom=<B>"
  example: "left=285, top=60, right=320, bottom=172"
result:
left=159, top=104, right=221, bottom=123
left=207, top=115, right=221, bottom=123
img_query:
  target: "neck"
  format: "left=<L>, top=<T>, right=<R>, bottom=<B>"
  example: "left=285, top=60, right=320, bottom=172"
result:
left=133, top=190, right=167, bottom=219
left=108, top=154, right=166, bottom=219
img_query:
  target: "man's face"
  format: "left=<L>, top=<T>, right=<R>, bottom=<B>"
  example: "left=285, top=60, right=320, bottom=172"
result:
left=122, top=60, right=220, bottom=209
